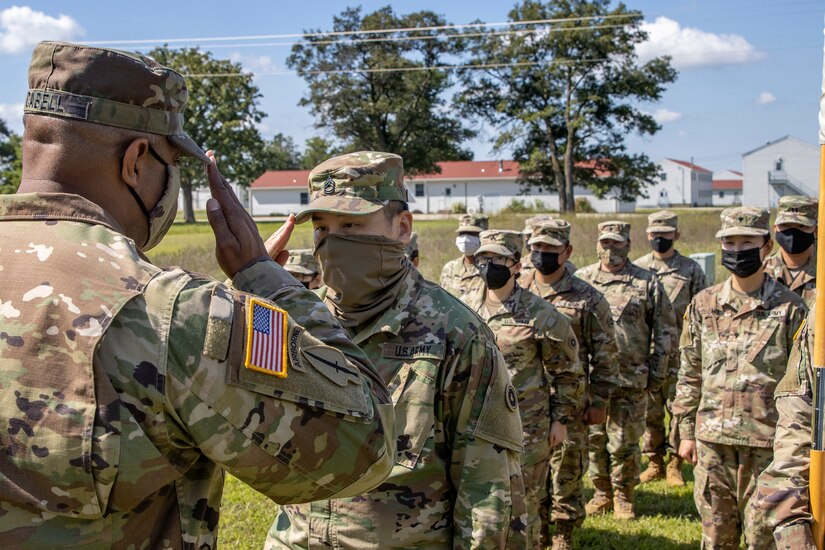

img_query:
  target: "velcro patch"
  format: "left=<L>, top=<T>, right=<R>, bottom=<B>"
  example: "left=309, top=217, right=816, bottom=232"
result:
left=302, top=345, right=359, bottom=386
left=244, top=298, right=288, bottom=377
left=382, top=342, right=445, bottom=361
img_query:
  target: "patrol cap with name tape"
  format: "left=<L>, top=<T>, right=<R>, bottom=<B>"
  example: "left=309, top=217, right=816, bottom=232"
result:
left=775, top=195, right=818, bottom=227
left=716, top=206, right=770, bottom=238
left=296, top=151, right=408, bottom=224
left=597, top=220, right=630, bottom=242
left=475, top=229, right=524, bottom=258
left=646, top=210, right=678, bottom=233
left=25, top=41, right=209, bottom=163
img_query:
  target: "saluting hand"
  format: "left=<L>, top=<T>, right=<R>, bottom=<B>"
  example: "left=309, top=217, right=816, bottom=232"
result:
left=204, top=150, right=269, bottom=278
left=264, top=213, right=296, bottom=266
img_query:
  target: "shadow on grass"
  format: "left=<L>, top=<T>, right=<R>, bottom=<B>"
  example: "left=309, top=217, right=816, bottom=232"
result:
left=572, top=527, right=698, bottom=550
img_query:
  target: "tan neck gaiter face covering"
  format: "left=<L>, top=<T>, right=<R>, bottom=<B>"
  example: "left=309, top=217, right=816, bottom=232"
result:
left=314, top=233, right=410, bottom=329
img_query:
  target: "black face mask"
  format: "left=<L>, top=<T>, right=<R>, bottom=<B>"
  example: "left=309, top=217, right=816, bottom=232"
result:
left=479, top=262, right=513, bottom=290
left=776, top=228, right=815, bottom=255
left=650, top=236, right=673, bottom=254
left=531, top=250, right=562, bottom=276
left=722, top=247, right=763, bottom=278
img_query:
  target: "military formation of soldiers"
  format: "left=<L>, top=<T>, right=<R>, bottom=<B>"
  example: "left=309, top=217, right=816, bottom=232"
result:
left=1, top=41, right=821, bottom=550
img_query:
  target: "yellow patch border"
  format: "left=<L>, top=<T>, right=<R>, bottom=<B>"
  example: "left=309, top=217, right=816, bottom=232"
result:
left=793, top=319, right=807, bottom=342
left=244, top=297, right=289, bottom=378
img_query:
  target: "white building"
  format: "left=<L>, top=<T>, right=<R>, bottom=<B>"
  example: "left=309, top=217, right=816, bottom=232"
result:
left=637, top=158, right=713, bottom=208
left=711, top=169, right=743, bottom=207
left=177, top=182, right=246, bottom=211
left=247, top=160, right=635, bottom=216
left=742, top=135, right=819, bottom=208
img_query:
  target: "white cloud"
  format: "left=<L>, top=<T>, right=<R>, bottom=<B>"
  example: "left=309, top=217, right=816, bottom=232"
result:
left=652, top=108, right=682, bottom=124
left=637, top=17, right=763, bottom=69
left=229, top=52, right=280, bottom=75
left=756, top=92, right=776, bottom=105
left=0, top=6, right=84, bottom=55
left=0, top=102, right=24, bottom=133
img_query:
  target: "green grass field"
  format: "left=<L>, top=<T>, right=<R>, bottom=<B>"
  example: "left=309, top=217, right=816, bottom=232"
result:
left=147, top=208, right=736, bottom=549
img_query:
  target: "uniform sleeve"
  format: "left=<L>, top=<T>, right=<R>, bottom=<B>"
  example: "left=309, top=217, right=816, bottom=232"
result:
left=542, top=315, right=584, bottom=423
left=691, top=263, right=708, bottom=295
left=647, top=278, right=675, bottom=388
left=584, top=293, right=619, bottom=409
left=162, top=260, right=395, bottom=505
left=439, top=262, right=451, bottom=288
left=756, top=321, right=814, bottom=548
left=672, top=299, right=703, bottom=440
left=443, top=331, right=528, bottom=549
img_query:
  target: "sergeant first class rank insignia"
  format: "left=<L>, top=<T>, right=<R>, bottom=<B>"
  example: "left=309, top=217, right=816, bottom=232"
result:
left=245, top=298, right=288, bottom=377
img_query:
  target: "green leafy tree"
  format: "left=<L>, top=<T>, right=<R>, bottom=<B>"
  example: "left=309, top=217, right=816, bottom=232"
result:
left=301, top=137, right=340, bottom=170
left=459, top=0, right=677, bottom=212
left=261, top=133, right=303, bottom=170
left=0, top=119, right=22, bottom=194
left=288, top=6, right=475, bottom=175
left=147, top=47, right=268, bottom=222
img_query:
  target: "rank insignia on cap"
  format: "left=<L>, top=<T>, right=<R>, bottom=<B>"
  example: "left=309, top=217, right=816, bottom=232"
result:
left=323, top=176, right=336, bottom=195
left=245, top=298, right=288, bottom=377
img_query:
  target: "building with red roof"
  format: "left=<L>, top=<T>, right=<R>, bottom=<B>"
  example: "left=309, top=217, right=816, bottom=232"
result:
left=637, top=158, right=714, bottom=208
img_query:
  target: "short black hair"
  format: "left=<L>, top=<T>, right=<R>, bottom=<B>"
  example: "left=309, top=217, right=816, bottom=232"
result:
left=382, top=200, right=409, bottom=223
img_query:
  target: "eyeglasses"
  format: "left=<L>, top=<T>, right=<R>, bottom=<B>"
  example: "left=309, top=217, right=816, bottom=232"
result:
left=474, top=255, right=513, bottom=268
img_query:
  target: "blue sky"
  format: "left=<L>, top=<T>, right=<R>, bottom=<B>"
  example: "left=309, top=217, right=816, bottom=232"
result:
left=0, top=1, right=822, bottom=174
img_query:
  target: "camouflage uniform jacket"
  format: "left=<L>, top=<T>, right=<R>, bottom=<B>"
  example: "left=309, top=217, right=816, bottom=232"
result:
left=756, top=305, right=816, bottom=548
left=763, top=248, right=816, bottom=307
left=673, top=275, right=807, bottom=447
left=271, top=267, right=527, bottom=549
left=519, top=269, right=618, bottom=410
left=0, top=193, right=395, bottom=549
left=575, top=261, right=675, bottom=390
left=635, top=251, right=707, bottom=376
left=440, top=255, right=484, bottom=301
left=467, top=285, right=584, bottom=468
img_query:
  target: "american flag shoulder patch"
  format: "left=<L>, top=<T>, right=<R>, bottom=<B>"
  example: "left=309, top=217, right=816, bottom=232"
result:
left=244, top=298, right=288, bottom=377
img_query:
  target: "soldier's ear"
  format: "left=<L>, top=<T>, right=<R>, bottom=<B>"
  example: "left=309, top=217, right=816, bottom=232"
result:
left=395, top=210, right=413, bottom=244
left=120, top=137, right=150, bottom=190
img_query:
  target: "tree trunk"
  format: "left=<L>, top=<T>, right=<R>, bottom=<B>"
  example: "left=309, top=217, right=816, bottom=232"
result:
left=547, top=128, right=567, bottom=213
left=563, top=134, right=575, bottom=213
left=182, top=183, right=195, bottom=224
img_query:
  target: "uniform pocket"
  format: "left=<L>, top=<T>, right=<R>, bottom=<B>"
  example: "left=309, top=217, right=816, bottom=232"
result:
left=389, top=359, right=439, bottom=469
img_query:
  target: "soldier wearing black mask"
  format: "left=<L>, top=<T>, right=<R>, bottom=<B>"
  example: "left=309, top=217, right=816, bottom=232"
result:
left=763, top=195, right=817, bottom=306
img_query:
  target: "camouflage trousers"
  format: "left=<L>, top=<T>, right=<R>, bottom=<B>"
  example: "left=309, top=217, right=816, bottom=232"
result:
left=694, top=440, right=774, bottom=550
left=588, top=387, right=646, bottom=490
left=642, top=374, right=679, bottom=458
left=524, top=459, right=550, bottom=550
left=540, top=415, right=587, bottom=529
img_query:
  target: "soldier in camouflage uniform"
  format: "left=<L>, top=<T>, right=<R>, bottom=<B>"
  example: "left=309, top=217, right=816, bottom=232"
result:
left=673, top=207, right=807, bottom=549
left=519, top=220, right=618, bottom=549
left=0, top=42, right=395, bottom=549
left=520, top=214, right=555, bottom=279
left=405, top=231, right=420, bottom=267
left=576, top=221, right=676, bottom=520
left=463, top=229, right=583, bottom=549
left=636, top=211, right=707, bottom=486
left=755, top=304, right=816, bottom=549
left=284, top=248, right=322, bottom=289
left=440, top=214, right=488, bottom=301
left=270, top=152, right=528, bottom=549
left=763, top=195, right=817, bottom=307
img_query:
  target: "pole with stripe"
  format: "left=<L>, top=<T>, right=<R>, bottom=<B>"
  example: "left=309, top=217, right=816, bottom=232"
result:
left=811, top=19, right=825, bottom=548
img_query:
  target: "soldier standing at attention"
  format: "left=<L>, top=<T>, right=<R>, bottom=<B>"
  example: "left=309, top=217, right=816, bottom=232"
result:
left=0, top=42, right=395, bottom=548
left=763, top=195, right=817, bottom=306
left=269, top=152, right=527, bottom=549
left=673, top=207, right=806, bottom=550
left=440, top=214, right=488, bottom=300
left=519, top=214, right=555, bottom=280
left=283, top=248, right=322, bottom=289
left=636, top=211, right=707, bottom=486
left=576, top=221, right=676, bottom=520
left=755, top=304, right=817, bottom=550
left=519, top=220, right=618, bottom=549
left=464, top=229, right=583, bottom=550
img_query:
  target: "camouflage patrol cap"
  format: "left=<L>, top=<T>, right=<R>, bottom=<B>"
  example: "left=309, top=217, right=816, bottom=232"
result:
left=455, top=214, right=489, bottom=234
left=522, top=214, right=554, bottom=235
left=775, top=195, right=818, bottom=227
left=597, top=220, right=630, bottom=242
left=25, top=41, right=208, bottom=163
left=716, top=206, right=770, bottom=238
left=405, top=232, right=419, bottom=258
left=295, top=151, right=408, bottom=224
left=646, top=210, right=678, bottom=233
left=284, top=248, right=319, bottom=276
left=528, top=219, right=571, bottom=247
left=475, top=229, right=524, bottom=258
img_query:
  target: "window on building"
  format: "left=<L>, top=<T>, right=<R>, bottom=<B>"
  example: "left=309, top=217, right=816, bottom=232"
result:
left=719, top=191, right=725, bottom=199
left=776, top=157, right=784, bottom=171
left=300, top=192, right=308, bottom=205
left=660, top=172, right=667, bottom=181
left=415, top=183, right=425, bottom=197
left=445, top=188, right=452, bottom=197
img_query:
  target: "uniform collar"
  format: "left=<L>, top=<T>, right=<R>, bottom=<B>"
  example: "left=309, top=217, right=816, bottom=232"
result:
left=0, top=192, right=124, bottom=234
left=645, top=250, right=684, bottom=274
left=717, top=274, right=781, bottom=315
left=476, top=285, right=525, bottom=320
left=348, top=267, right=423, bottom=345
left=591, top=261, right=636, bottom=284
left=529, top=268, right=574, bottom=299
